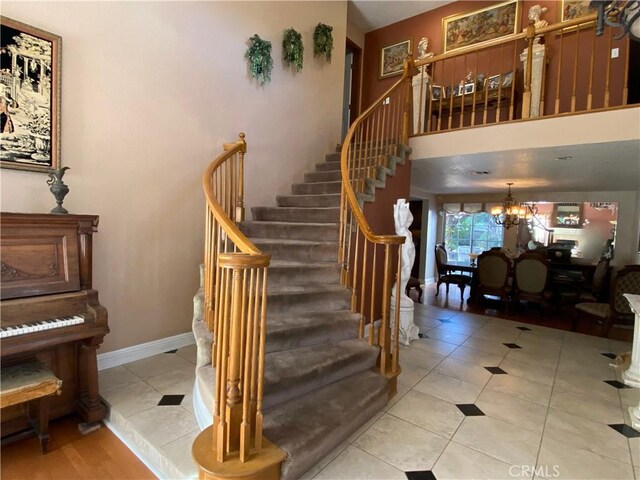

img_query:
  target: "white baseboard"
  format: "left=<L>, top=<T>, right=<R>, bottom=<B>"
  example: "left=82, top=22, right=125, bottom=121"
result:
left=97, top=332, right=195, bottom=371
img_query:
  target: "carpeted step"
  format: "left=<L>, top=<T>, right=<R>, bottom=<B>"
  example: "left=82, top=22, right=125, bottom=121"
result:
left=325, top=152, right=341, bottom=163
left=263, top=339, right=380, bottom=410
left=264, top=370, right=389, bottom=480
left=304, top=170, right=342, bottom=183
left=239, top=221, right=338, bottom=242
left=265, top=310, right=360, bottom=353
left=252, top=206, right=339, bottom=223
left=252, top=238, right=337, bottom=262
left=315, top=161, right=341, bottom=172
left=292, top=180, right=341, bottom=195
left=276, top=193, right=340, bottom=208
left=267, top=284, right=350, bottom=314
left=268, top=260, right=340, bottom=286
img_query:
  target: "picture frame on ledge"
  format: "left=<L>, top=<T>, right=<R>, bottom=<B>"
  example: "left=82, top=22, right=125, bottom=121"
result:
left=442, top=0, right=522, bottom=53
left=0, top=16, right=61, bottom=173
left=380, top=39, right=410, bottom=79
left=430, top=85, right=445, bottom=101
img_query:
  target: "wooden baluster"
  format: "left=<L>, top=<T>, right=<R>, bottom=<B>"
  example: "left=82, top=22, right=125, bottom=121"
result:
left=236, top=133, right=246, bottom=222
left=448, top=59, right=455, bottom=130
left=437, top=61, right=444, bottom=132
left=522, top=23, right=535, bottom=119
left=471, top=51, right=478, bottom=126
left=555, top=31, right=564, bottom=114
left=215, top=267, right=230, bottom=462
left=351, top=224, right=361, bottom=311
left=249, top=268, right=261, bottom=437
left=623, top=37, right=630, bottom=105
left=369, top=244, right=378, bottom=346
left=460, top=53, right=467, bottom=128
left=604, top=28, right=612, bottom=108
left=509, top=39, right=518, bottom=121
left=425, top=64, right=432, bottom=133
left=496, top=44, right=505, bottom=123
left=345, top=208, right=354, bottom=292
left=378, top=244, right=392, bottom=374
left=418, top=66, right=425, bottom=134
left=255, top=267, right=268, bottom=449
left=339, top=193, right=349, bottom=285
left=401, top=56, right=412, bottom=143
left=380, top=100, right=388, bottom=165
left=239, top=267, right=255, bottom=462
left=358, top=239, right=369, bottom=338
left=571, top=27, right=581, bottom=112
left=587, top=27, right=596, bottom=110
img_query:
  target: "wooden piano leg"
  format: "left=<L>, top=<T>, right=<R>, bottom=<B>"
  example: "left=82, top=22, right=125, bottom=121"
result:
left=76, top=339, right=106, bottom=425
left=38, top=396, right=51, bottom=454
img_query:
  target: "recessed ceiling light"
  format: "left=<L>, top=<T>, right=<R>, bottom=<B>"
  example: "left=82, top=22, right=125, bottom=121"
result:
left=555, top=156, right=573, bottom=161
left=471, top=170, right=492, bottom=175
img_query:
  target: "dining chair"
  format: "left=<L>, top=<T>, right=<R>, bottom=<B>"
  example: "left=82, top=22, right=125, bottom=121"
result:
left=435, top=244, right=472, bottom=302
left=476, top=249, right=512, bottom=310
left=575, top=264, right=640, bottom=336
left=513, top=252, right=552, bottom=309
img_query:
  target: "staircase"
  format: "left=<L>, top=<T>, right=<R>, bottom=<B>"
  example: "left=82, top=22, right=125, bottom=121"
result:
left=193, top=148, right=407, bottom=479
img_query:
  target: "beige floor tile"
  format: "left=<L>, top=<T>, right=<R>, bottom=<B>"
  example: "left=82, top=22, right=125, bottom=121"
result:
left=435, top=322, right=480, bottom=336
left=347, top=410, right=385, bottom=443
left=449, top=345, right=505, bottom=367
left=145, top=365, right=197, bottom=395
left=619, top=385, right=640, bottom=408
left=175, top=344, right=197, bottom=363
left=158, top=428, right=200, bottom=478
left=549, top=389, right=624, bottom=424
left=300, top=441, right=349, bottom=479
left=553, top=371, right=621, bottom=404
left=399, top=346, right=445, bottom=370
left=125, top=353, right=195, bottom=379
left=472, top=326, right=521, bottom=343
left=486, top=372, right=553, bottom=406
left=353, top=414, right=448, bottom=471
left=461, top=336, right=512, bottom=356
left=314, top=445, right=406, bottom=480
left=412, top=337, right=458, bottom=356
left=388, top=390, right=465, bottom=438
left=433, top=441, right=528, bottom=480
left=446, top=312, right=489, bottom=326
left=475, top=388, right=548, bottom=434
left=537, top=436, right=634, bottom=480
left=100, top=380, right=162, bottom=418
left=425, top=327, right=470, bottom=345
left=414, top=371, right=483, bottom=404
left=383, top=382, right=410, bottom=412
left=543, top=408, right=633, bottom=465
left=99, top=365, right=144, bottom=392
left=630, top=438, right=640, bottom=467
left=127, top=405, right=200, bottom=448
left=434, top=357, right=492, bottom=387
left=397, top=361, right=430, bottom=388
left=506, top=347, right=559, bottom=369
left=499, top=356, right=556, bottom=386
left=452, top=416, right=542, bottom=466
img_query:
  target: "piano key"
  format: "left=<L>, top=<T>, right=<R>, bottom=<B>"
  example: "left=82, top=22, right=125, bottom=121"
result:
left=1, top=316, right=86, bottom=338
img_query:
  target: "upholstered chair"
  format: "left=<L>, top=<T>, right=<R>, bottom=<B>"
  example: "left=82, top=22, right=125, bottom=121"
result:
left=476, top=249, right=512, bottom=310
left=575, top=264, right=640, bottom=336
left=513, top=253, right=552, bottom=308
left=435, top=244, right=472, bottom=302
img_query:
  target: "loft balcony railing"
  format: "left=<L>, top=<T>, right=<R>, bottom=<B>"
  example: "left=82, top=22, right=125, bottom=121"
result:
left=412, top=13, right=634, bottom=135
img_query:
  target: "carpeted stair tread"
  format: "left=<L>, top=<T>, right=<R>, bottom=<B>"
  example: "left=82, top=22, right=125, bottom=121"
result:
left=267, top=283, right=347, bottom=295
left=263, top=339, right=380, bottom=411
left=304, top=170, right=342, bottom=183
left=268, top=261, right=340, bottom=286
left=251, top=237, right=338, bottom=262
left=264, top=370, right=388, bottom=480
left=267, top=285, right=350, bottom=314
left=252, top=206, right=340, bottom=223
left=292, top=181, right=342, bottom=195
left=266, top=310, right=360, bottom=353
left=276, top=193, right=341, bottom=208
left=239, top=221, right=339, bottom=242
left=325, top=152, right=341, bottom=163
left=315, top=161, right=341, bottom=172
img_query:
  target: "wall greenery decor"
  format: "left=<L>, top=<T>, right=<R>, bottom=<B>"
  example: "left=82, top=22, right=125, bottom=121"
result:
left=245, top=34, right=273, bottom=85
left=313, top=23, right=333, bottom=62
left=282, top=28, right=304, bottom=72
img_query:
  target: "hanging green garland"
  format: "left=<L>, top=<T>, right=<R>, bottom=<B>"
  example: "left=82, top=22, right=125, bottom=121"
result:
left=282, top=28, right=304, bottom=72
left=245, top=34, right=273, bottom=86
left=313, top=23, right=333, bottom=63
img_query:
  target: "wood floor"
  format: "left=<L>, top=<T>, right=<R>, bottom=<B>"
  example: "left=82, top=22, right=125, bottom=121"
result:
left=1, top=415, right=156, bottom=480
left=421, top=282, right=633, bottom=342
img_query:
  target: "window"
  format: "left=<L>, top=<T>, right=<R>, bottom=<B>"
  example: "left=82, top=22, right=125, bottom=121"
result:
left=444, top=212, right=503, bottom=261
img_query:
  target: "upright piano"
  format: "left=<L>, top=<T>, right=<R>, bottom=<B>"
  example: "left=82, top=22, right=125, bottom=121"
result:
left=0, top=212, right=109, bottom=436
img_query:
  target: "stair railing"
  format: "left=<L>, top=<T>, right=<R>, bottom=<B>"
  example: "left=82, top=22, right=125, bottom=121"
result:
left=339, top=58, right=414, bottom=384
left=194, top=133, right=284, bottom=479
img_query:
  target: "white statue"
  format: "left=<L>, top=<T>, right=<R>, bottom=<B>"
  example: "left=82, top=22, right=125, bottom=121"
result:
left=528, top=5, right=548, bottom=44
left=417, top=37, right=434, bottom=60
left=390, top=199, right=420, bottom=345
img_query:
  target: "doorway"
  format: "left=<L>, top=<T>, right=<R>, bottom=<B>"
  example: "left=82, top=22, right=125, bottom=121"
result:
left=341, top=38, right=362, bottom=140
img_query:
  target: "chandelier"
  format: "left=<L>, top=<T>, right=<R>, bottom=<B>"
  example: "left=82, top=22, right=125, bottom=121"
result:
left=591, top=1, right=640, bottom=41
left=491, top=183, right=537, bottom=230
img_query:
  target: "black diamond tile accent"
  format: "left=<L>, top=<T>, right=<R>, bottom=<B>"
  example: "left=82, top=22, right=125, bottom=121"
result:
left=439, top=319, right=453, bottom=323
left=418, top=333, right=428, bottom=338
left=456, top=404, right=485, bottom=416
left=503, top=343, right=522, bottom=349
left=604, top=380, right=631, bottom=389
left=158, top=394, right=185, bottom=406
left=609, top=424, right=640, bottom=438
left=406, top=471, right=437, bottom=480
left=601, top=352, right=617, bottom=359
left=485, top=366, right=508, bottom=374
left=516, top=326, right=532, bottom=331
left=164, top=349, right=178, bottom=354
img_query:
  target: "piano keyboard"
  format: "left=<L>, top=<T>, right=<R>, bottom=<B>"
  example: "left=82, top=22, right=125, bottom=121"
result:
left=0, top=315, right=86, bottom=338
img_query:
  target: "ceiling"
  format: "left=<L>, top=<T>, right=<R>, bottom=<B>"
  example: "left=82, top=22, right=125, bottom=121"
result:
left=411, top=141, right=640, bottom=195
left=348, top=0, right=452, bottom=32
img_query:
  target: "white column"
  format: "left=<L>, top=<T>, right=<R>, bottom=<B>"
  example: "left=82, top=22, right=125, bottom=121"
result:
left=623, top=294, right=640, bottom=429
left=519, top=43, right=546, bottom=117
left=412, top=69, right=430, bottom=134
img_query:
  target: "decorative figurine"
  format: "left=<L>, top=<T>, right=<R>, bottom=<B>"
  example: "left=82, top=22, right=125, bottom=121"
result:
left=47, top=166, right=70, bottom=214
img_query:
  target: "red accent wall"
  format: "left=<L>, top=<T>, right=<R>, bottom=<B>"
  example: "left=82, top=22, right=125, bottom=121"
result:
left=362, top=1, right=628, bottom=113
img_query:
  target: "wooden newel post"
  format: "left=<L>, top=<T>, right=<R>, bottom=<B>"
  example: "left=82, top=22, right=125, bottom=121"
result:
left=225, top=267, right=245, bottom=453
left=401, top=54, right=414, bottom=144
left=378, top=244, right=392, bottom=374
left=522, top=21, right=536, bottom=119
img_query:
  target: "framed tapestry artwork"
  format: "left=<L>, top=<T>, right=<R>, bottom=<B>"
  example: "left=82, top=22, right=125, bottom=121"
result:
left=380, top=39, right=410, bottom=78
left=0, top=16, right=61, bottom=173
left=442, top=0, right=522, bottom=53
left=559, top=0, right=597, bottom=23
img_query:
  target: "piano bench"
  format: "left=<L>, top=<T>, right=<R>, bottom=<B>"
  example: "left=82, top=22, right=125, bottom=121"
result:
left=0, top=361, right=62, bottom=454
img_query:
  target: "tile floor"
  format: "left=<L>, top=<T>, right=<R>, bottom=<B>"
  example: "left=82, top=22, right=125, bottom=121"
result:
left=98, top=304, right=640, bottom=480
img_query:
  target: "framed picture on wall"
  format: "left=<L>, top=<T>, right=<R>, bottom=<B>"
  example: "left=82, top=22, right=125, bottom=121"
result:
left=442, top=0, right=522, bottom=53
left=0, top=16, right=61, bottom=173
left=380, top=39, right=410, bottom=79
left=430, top=85, right=445, bottom=101
left=560, top=0, right=597, bottom=23
left=553, top=203, right=584, bottom=227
